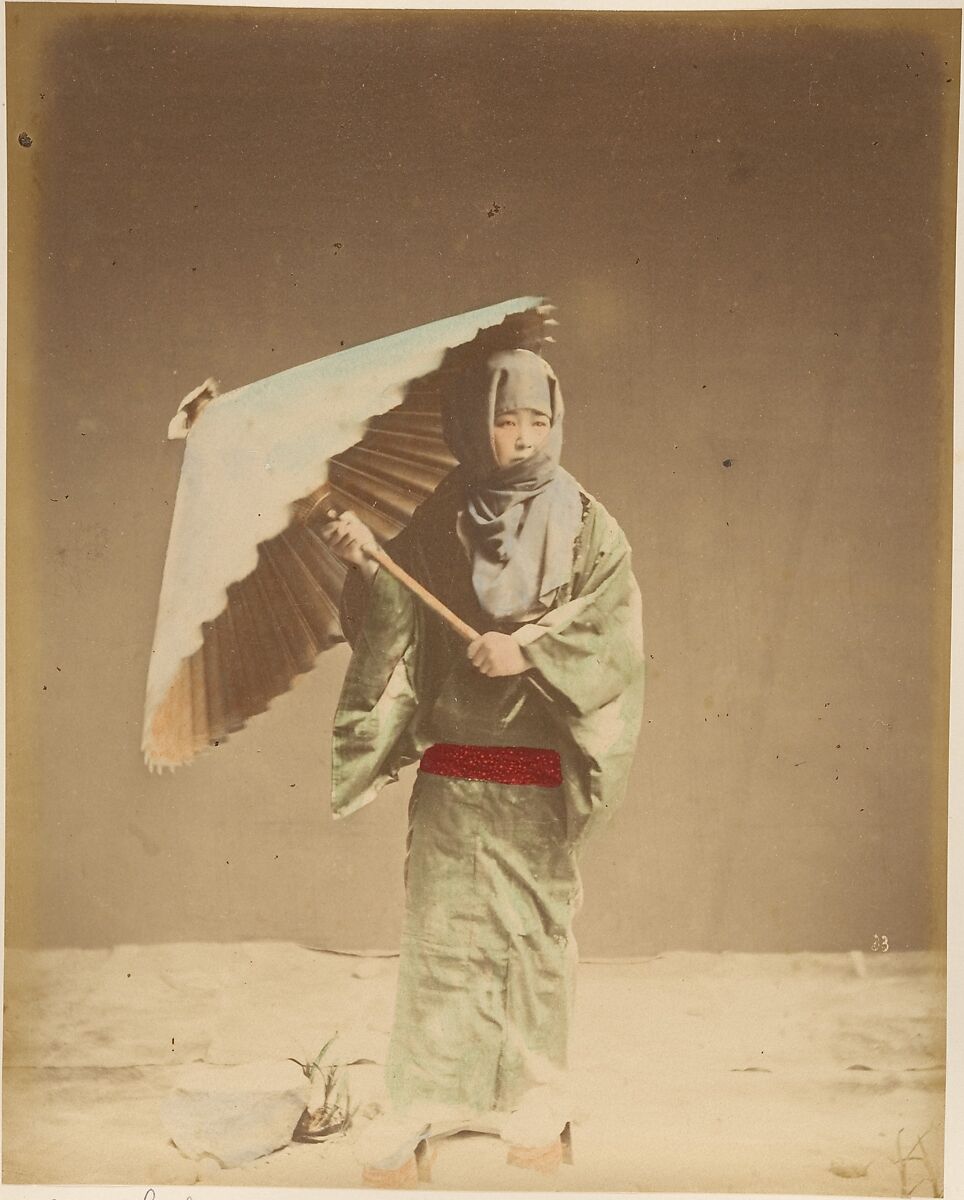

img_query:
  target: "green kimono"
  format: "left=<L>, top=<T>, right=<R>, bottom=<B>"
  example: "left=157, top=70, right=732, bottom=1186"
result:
left=332, top=475, right=645, bottom=1119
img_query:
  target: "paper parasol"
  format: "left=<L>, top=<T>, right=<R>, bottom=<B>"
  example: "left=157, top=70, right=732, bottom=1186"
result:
left=143, top=296, right=557, bottom=770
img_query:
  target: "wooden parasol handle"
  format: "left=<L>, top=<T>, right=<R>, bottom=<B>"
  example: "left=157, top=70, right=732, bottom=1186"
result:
left=361, top=544, right=481, bottom=643
left=327, top=518, right=554, bottom=702
left=321, top=507, right=480, bottom=643
left=360, top=540, right=554, bottom=704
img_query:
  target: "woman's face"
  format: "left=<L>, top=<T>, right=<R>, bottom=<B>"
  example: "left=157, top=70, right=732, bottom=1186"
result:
left=491, top=408, right=552, bottom=468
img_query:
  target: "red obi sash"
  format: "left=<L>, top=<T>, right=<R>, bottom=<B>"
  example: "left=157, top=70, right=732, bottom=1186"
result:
left=419, top=743, right=563, bottom=789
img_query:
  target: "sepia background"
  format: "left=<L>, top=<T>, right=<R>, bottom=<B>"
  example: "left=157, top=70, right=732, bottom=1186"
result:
left=7, top=4, right=956, bottom=960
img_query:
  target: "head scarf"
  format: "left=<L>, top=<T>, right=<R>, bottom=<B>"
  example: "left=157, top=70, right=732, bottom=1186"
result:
left=442, top=349, right=584, bottom=622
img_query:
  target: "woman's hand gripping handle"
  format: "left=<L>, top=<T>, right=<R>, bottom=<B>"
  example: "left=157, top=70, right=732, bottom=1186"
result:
left=320, top=509, right=535, bottom=681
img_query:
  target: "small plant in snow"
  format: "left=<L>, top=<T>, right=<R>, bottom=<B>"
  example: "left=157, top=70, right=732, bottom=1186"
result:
left=289, top=1034, right=355, bottom=1143
left=890, top=1126, right=942, bottom=1198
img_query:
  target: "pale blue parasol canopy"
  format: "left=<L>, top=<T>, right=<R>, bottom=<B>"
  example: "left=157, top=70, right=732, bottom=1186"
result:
left=143, top=297, right=557, bottom=770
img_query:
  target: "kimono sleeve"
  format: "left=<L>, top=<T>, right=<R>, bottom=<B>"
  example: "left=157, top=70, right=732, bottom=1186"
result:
left=513, top=499, right=646, bottom=843
left=337, top=517, right=421, bottom=648
left=330, top=567, right=421, bottom=820
left=338, top=564, right=371, bottom=649
left=514, top=502, right=645, bottom=716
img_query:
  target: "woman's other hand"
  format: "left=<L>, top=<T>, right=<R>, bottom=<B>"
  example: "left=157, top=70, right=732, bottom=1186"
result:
left=467, top=632, right=530, bottom=677
left=319, top=509, right=379, bottom=579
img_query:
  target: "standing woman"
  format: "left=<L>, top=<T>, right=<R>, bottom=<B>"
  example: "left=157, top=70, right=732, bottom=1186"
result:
left=321, top=348, right=645, bottom=1186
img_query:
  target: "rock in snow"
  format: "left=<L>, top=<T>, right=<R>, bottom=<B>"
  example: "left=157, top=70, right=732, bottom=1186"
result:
left=160, top=1060, right=310, bottom=1169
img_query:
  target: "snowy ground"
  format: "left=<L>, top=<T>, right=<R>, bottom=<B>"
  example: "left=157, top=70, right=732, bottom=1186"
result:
left=2, top=944, right=945, bottom=1194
